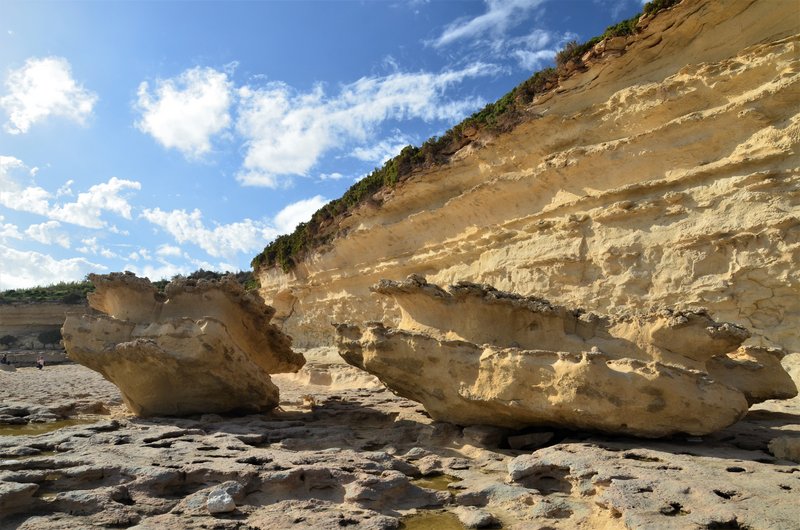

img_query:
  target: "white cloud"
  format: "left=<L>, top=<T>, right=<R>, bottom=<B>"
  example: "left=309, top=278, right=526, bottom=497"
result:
left=513, top=48, right=556, bottom=70
left=433, top=0, right=547, bottom=48
left=508, top=29, right=577, bottom=70
left=274, top=195, right=328, bottom=234
left=51, top=177, right=141, bottom=227
left=0, top=221, right=22, bottom=240
left=127, top=248, right=153, bottom=262
left=0, top=155, right=26, bottom=186
left=318, top=172, right=346, bottom=181
left=236, top=63, right=496, bottom=187
left=351, top=137, right=412, bottom=164
left=156, top=244, right=183, bottom=257
left=56, top=179, right=74, bottom=197
left=140, top=207, right=278, bottom=259
left=135, top=67, right=233, bottom=158
left=141, top=195, right=330, bottom=260
left=24, top=221, right=70, bottom=248
left=1, top=56, right=98, bottom=134
left=0, top=160, right=141, bottom=229
left=0, top=243, right=105, bottom=290
left=122, top=261, right=191, bottom=283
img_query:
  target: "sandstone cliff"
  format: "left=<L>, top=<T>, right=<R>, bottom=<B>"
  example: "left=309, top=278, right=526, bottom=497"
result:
left=0, top=303, right=79, bottom=348
left=257, top=0, right=800, bottom=356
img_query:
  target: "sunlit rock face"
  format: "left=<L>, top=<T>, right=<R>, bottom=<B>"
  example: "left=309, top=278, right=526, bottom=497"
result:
left=336, top=276, right=797, bottom=437
left=62, top=272, right=305, bottom=417
left=258, top=0, right=800, bottom=357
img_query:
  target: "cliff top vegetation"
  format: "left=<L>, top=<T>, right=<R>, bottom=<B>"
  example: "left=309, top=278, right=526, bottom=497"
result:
left=251, top=0, right=681, bottom=274
left=0, top=269, right=259, bottom=304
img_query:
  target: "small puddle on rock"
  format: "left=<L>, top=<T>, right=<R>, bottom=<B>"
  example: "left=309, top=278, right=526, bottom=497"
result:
left=36, top=491, right=59, bottom=500
left=0, top=418, right=99, bottom=436
left=412, top=474, right=462, bottom=491
left=401, top=511, right=465, bottom=530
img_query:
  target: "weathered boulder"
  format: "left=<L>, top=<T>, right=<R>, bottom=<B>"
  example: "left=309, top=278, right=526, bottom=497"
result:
left=336, top=276, right=797, bottom=437
left=62, top=272, right=304, bottom=417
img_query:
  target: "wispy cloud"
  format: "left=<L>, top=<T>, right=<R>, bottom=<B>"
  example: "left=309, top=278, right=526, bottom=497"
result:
left=140, top=207, right=278, bottom=259
left=351, top=133, right=414, bottom=164
left=432, top=0, right=547, bottom=48
left=235, top=63, right=497, bottom=187
left=0, top=56, right=97, bottom=134
left=141, top=194, right=329, bottom=259
left=135, top=67, right=233, bottom=159
left=318, top=172, right=347, bottom=181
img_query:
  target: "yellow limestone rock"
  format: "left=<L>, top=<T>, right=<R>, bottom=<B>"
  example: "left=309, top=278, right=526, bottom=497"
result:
left=258, top=0, right=800, bottom=357
left=336, top=276, right=797, bottom=437
left=62, top=273, right=305, bottom=417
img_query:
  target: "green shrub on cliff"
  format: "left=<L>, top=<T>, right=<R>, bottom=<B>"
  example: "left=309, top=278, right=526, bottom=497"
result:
left=252, top=0, right=683, bottom=273
left=0, top=281, right=94, bottom=304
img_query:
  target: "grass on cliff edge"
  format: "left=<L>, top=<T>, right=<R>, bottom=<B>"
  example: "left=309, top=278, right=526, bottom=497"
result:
left=251, top=0, right=681, bottom=274
left=0, top=281, right=94, bottom=305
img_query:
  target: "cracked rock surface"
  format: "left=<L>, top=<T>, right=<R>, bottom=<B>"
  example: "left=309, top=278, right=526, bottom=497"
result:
left=1, top=353, right=798, bottom=529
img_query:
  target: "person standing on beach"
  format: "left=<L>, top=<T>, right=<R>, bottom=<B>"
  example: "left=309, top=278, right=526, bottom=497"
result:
left=36, top=355, right=45, bottom=370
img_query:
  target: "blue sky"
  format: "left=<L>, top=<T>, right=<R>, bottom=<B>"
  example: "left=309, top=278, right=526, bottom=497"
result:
left=0, top=0, right=644, bottom=289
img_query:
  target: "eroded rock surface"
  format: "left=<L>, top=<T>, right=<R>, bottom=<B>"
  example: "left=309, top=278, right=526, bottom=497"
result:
left=62, top=273, right=304, bottom=417
left=337, top=276, right=797, bottom=437
left=257, top=0, right=800, bottom=356
left=1, top=361, right=798, bottom=529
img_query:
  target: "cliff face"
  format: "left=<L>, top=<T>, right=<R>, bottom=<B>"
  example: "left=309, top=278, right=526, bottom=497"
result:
left=258, top=0, right=800, bottom=351
left=0, top=303, right=78, bottom=346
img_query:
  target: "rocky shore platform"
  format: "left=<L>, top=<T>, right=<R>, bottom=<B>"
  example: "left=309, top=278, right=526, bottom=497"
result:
left=1, top=351, right=799, bottom=529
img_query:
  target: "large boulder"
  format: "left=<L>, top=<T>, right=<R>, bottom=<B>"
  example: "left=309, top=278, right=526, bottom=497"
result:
left=62, top=273, right=304, bottom=417
left=336, top=276, right=797, bottom=437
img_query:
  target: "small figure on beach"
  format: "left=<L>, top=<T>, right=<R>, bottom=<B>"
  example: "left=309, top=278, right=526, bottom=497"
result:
left=1, top=353, right=8, bottom=365
left=36, top=355, right=45, bottom=370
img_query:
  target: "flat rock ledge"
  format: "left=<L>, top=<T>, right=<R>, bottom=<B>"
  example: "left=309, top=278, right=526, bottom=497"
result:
left=62, top=272, right=305, bottom=417
left=337, top=275, right=797, bottom=438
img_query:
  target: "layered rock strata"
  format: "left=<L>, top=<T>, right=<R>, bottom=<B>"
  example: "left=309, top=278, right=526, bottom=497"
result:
left=62, top=273, right=304, bottom=417
left=258, top=0, right=800, bottom=354
left=337, top=276, right=797, bottom=437
left=0, top=302, right=82, bottom=349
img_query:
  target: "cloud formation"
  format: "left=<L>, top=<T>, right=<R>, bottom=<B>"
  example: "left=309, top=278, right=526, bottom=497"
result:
left=136, top=67, right=233, bottom=158
left=1, top=56, right=98, bottom=134
left=0, top=161, right=141, bottom=229
left=235, top=63, right=497, bottom=187
left=273, top=195, right=327, bottom=234
left=141, top=194, right=328, bottom=259
left=351, top=135, right=414, bottom=164
left=140, top=207, right=278, bottom=259
left=25, top=221, right=70, bottom=248
left=433, top=0, right=547, bottom=48
left=0, top=243, right=105, bottom=290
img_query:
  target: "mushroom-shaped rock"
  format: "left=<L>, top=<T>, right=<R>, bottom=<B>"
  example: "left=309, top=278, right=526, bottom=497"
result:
left=336, top=276, right=797, bottom=438
left=62, top=272, right=304, bottom=416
